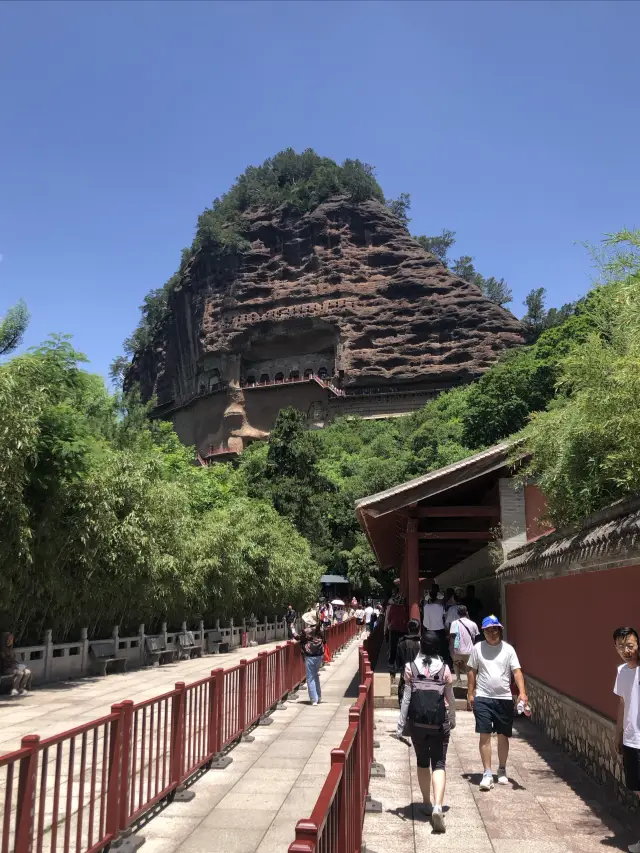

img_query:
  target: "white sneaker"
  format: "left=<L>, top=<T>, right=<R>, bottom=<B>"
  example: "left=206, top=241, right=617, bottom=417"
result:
left=312, top=701, right=318, bottom=706
left=431, top=805, right=446, bottom=833
left=497, top=767, right=509, bottom=785
left=628, top=842, right=640, bottom=853
left=10, top=689, right=19, bottom=696
left=479, top=771, right=494, bottom=791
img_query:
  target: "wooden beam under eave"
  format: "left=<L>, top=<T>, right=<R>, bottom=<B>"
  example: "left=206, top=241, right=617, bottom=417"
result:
left=418, top=531, right=494, bottom=540
left=415, top=506, right=500, bottom=518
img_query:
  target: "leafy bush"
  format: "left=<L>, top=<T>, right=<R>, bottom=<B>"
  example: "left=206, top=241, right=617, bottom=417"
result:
left=0, top=341, right=321, bottom=643
left=523, top=231, right=640, bottom=525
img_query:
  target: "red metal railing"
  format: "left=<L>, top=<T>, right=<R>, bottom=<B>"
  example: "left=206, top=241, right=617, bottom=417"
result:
left=0, top=621, right=357, bottom=853
left=288, top=647, right=374, bottom=853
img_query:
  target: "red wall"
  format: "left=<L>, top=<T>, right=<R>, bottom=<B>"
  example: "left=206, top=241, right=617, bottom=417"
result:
left=506, top=564, right=640, bottom=720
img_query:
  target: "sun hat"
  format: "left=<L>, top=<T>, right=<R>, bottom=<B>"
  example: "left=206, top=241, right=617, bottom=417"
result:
left=302, top=611, right=318, bottom=627
left=481, top=615, right=503, bottom=630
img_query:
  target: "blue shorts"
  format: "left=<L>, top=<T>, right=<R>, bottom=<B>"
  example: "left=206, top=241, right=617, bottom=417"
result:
left=473, top=697, right=514, bottom=737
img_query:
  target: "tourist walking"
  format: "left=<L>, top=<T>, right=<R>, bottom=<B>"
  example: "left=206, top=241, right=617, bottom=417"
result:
left=444, top=588, right=459, bottom=630
left=422, top=584, right=447, bottom=660
left=364, top=601, right=374, bottom=633
left=448, top=605, right=479, bottom=683
left=395, top=618, right=421, bottom=708
left=463, top=584, right=483, bottom=628
left=385, top=594, right=409, bottom=677
left=285, top=605, right=297, bottom=638
left=613, top=626, right=640, bottom=853
left=298, top=616, right=326, bottom=706
left=396, top=630, right=456, bottom=833
left=467, top=615, right=527, bottom=790
left=355, top=604, right=365, bottom=627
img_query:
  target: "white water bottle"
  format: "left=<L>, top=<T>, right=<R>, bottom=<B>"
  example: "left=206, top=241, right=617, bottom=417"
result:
left=517, top=699, right=532, bottom=717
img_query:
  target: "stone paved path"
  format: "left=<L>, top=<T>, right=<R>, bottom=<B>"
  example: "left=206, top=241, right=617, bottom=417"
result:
left=0, top=637, right=293, bottom=754
left=128, top=638, right=361, bottom=853
left=365, top=707, right=638, bottom=853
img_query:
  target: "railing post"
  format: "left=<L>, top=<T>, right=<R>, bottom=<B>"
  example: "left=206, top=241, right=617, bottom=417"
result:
left=106, top=704, right=124, bottom=839
left=213, top=669, right=224, bottom=754
left=258, top=652, right=267, bottom=715
left=14, top=734, right=40, bottom=853
left=207, top=671, right=218, bottom=757
left=80, top=626, right=89, bottom=676
left=118, top=699, right=134, bottom=832
left=331, top=748, right=348, bottom=853
left=275, top=645, right=284, bottom=705
left=238, top=660, right=247, bottom=733
left=43, top=629, right=53, bottom=681
left=349, top=706, right=363, bottom=824
left=257, top=651, right=273, bottom=726
left=170, top=683, right=186, bottom=789
left=209, top=669, right=234, bottom=769
left=289, top=819, right=319, bottom=853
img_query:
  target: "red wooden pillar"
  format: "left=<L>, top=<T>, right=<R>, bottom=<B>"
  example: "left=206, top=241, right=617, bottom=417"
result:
left=15, top=734, right=40, bottom=853
left=407, top=518, right=420, bottom=622
left=399, top=549, right=409, bottom=600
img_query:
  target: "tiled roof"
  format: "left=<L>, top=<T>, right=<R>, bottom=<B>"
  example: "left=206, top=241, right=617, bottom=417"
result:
left=498, top=494, right=640, bottom=579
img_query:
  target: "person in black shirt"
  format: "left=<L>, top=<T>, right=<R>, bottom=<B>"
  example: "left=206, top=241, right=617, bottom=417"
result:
left=463, top=585, right=483, bottom=629
left=285, top=605, right=297, bottom=637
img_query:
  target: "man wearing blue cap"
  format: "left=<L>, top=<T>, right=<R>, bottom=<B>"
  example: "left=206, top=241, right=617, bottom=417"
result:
left=467, top=615, right=528, bottom=790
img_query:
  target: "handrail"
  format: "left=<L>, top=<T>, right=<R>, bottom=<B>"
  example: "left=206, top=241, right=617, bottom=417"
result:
left=0, top=619, right=357, bottom=853
left=288, top=645, right=374, bottom=853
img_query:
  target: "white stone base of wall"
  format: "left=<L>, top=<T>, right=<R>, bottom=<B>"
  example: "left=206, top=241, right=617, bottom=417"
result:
left=525, top=675, right=635, bottom=808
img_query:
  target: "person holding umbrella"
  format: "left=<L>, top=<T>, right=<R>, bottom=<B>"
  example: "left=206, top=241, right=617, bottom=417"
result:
left=332, top=598, right=346, bottom=623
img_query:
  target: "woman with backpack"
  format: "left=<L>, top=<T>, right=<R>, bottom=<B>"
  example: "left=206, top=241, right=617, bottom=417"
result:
left=395, top=630, right=456, bottom=833
left=298, top=615, right=326, bottom=705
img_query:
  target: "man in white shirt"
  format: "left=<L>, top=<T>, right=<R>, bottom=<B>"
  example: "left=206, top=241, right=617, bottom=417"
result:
left=422, top=585, right=445, bottom=631
left=467, top=615, right=527, bottom=790
left=613, top=626, right=640, bottom=853
left=422, top=584, right=446, bottom=661
left=364, top=603, right=374, bottom=632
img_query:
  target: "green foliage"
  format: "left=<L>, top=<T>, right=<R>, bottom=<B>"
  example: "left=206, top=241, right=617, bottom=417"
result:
left=523, top=230, right=640, bottom=525
left=452, top=255, right=513, bottom=306
left=414, top=235, right=512, bottom=306
left=414, top=230, right=456, bottom=265
left=0, top=343, right=321, bottom=643
left=0, top=299, right=30, bottom=356
left=521, top=287, right=577, bottom=343
left=385, top=192, right=411, bottom=227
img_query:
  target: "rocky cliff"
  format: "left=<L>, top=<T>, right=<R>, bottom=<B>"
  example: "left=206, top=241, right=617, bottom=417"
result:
left=129, top=195, right=523, bottom=413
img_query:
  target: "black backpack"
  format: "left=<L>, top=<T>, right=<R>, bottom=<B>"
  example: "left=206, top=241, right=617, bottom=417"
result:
left=408, top=660, right=447, bottom=729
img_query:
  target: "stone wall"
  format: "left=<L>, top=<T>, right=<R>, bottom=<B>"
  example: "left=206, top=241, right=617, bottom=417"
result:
left=524, top=675, right=635, bottom=808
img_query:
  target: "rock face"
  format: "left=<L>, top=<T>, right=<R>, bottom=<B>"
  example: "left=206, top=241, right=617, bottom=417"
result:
left=128, top=196, right=523, bottom=458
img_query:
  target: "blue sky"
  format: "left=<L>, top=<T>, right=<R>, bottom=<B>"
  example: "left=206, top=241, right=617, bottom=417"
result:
left=1, top=0, right=638, bottom=379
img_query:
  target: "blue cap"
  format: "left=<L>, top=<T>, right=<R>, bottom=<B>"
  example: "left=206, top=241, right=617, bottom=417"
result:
left=481, top=615, right=503, bottom=630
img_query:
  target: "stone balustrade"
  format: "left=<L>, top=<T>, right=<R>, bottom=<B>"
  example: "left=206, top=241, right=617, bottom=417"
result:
left=12, top=616, right=289, bottom=685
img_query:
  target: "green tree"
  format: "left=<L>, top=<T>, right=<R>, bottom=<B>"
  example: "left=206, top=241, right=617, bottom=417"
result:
left=385, top=193, right=411, bottom=227
left=522, top=287, right=548, bottom=342
left=0, top=299, right=29, bottom=356
left=414, top=229, right=456, bottom=265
